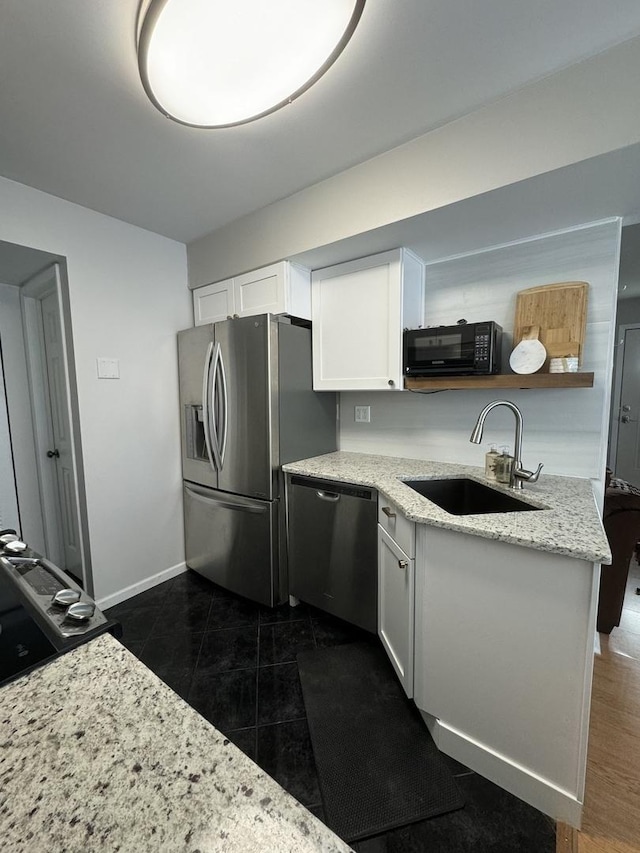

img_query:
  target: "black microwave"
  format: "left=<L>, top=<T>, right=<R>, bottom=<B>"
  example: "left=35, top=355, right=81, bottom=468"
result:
left=403, top=321, right=502, bottom=376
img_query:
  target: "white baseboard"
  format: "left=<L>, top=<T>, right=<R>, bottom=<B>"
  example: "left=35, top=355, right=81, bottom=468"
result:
left=421, top=711, right=583, bottom=829
left=96, top=561, right=187, bottom=610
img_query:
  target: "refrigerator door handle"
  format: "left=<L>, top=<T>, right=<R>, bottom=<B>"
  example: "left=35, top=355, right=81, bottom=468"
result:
left=201, top=342, right=220, bottom=472
left=217, top=344, right=228, bottom=468
left=185, top=484, right=268, bottom=514
left=210, top=342, right=225, bottom=470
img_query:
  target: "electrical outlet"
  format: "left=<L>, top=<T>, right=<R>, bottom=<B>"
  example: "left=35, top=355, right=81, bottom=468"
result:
left=354, top=405, right=370, bottom=423
left=96, top=357, right=120, bottom=379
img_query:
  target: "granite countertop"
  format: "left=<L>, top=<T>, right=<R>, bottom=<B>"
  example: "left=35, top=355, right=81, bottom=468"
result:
left=283, top=451, right=611, bottom=564
left=0, top=634, right=350, bottom=853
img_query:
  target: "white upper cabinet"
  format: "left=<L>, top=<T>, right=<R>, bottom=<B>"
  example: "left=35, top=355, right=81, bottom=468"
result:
left=193, top=261, right=311, bottom=326
left=193, top=277, right=235, bottom=326
left=311, top=248, right=424, bottom=391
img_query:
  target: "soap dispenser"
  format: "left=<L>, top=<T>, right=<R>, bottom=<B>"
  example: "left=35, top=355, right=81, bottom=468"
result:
left=496, top=445, right=513, bottom=485
left=485, top=444, right=499, bottom=481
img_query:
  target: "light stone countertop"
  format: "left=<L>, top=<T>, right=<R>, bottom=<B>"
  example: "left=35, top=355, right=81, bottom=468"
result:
left=283, top=451, right=611, bottom=564
left=0, top=633, right=351, bottom=853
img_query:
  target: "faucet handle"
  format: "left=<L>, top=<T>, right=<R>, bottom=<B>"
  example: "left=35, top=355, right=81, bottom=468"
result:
left=513, top=463, right=543, bottom=484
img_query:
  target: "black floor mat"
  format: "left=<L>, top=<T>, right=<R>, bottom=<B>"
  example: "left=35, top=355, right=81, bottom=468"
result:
left=297, top=641, right=464, bottom=843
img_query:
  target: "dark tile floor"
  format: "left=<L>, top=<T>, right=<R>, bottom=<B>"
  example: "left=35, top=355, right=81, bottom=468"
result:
left=106, top=570, right=556, bottom=852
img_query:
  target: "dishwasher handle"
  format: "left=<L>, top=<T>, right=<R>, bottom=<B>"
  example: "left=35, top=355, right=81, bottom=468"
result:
left=289, top=475, right=376, bottom=502
left=316, top=490, right=340, bottom=502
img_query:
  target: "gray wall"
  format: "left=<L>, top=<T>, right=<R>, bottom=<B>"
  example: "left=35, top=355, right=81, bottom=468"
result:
left=616, top=296, right=640, bottom=329
left=0, top=177, right=192, bottom=606
left=0, top=282, right=44, bottom=545
left=187, top=37, right=640, bottom=288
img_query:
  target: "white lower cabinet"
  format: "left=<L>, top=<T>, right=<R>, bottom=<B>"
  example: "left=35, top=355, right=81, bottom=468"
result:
left=377, top=523, right=415, bottom=698
left=193, top=261, right=311, bottom=325
left=338, top=479, right=596, bottom=825
left=413, top=523, right=597, bottom=826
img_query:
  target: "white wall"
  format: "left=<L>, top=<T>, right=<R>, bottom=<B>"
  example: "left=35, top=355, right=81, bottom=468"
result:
left=0, top=282, right=44, bottom=543
left=340, top=220, right=621, bottom=495
left=0, top=285, right=20, bottom=531
left=188, top=36, right=640, bottom=287
left=0, top=177, right=191, bottom=605
left=0, top=349, right=17, bottom=530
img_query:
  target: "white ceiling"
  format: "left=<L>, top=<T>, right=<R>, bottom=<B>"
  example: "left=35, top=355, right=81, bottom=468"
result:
left=2, top=1, right=640, bottom=245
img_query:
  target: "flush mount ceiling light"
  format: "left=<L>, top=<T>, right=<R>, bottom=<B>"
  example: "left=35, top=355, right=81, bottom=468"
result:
left=137, top=0, right=366, bottom=128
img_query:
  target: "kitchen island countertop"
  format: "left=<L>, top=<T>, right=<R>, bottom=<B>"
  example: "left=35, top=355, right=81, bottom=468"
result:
left=0, top=633, right=350, bottom=853
left=283, top=451, right=611, bottom=564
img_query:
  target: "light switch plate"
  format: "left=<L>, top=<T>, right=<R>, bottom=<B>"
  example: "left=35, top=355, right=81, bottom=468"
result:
left=96, top=357, right=120, bottom=379
left=354, top=405, right=371, bottom=423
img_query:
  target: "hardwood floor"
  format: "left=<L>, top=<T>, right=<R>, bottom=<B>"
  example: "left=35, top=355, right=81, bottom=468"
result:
left=558, top=559, right=640, bottom=852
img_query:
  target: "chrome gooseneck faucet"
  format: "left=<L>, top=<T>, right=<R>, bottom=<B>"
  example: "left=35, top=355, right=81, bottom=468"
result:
left=469, top=400, right=543, bottom=490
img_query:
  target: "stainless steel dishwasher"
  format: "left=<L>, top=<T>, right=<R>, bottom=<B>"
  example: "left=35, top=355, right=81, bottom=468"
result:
left=286, top=474, right=377, bottom=632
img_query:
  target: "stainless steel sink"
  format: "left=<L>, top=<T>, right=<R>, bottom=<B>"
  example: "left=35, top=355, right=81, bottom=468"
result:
left=403, top=478, right=543, bottom=515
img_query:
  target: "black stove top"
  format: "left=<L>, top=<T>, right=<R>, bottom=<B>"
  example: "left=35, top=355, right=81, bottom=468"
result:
left=0, top=540, right=119, bottom=689
left=0, top=569, right=57, bottom=687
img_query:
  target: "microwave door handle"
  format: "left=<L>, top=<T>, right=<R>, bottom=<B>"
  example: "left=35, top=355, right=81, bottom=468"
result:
left=217, top=345, right=228, bottom=468
left=209, top=343, right=223, bottom=471
left=201, top=342, right=217, bottom=472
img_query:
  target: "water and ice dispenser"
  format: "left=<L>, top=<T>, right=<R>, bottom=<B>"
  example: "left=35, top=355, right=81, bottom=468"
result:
left=184, top=405, right=208, bottom=462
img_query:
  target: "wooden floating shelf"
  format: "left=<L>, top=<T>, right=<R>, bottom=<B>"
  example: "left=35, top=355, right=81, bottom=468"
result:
left=404, top=372, right=595, bottom=391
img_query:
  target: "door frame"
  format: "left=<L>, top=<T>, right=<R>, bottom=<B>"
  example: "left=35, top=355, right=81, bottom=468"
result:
left=608, top=321, right=640, bottom=476
left=20, top=263, right=93, bottom=593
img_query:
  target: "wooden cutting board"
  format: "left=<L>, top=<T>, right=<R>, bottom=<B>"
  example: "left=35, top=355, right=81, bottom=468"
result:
left=513, top=281, right=588, bottom=369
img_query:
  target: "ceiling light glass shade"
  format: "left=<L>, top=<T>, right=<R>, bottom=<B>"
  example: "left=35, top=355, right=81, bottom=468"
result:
left=137, top=0, right=366, bottom=128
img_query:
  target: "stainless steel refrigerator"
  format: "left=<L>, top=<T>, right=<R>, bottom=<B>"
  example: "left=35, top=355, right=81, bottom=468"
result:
left=178, top=314, right=336, bottom=606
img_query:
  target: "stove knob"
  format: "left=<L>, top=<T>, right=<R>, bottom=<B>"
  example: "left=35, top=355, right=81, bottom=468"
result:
left=65, top=601, right=95, bottom=622
left=0, top=531, right=19, bottom=544
left=4, top=540, right=27, bottom=553
left=52, top=588, right=82, bottom=608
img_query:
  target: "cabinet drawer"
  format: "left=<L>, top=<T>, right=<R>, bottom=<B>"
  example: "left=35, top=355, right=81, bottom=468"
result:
left=378, top=498, right=415, bottom=557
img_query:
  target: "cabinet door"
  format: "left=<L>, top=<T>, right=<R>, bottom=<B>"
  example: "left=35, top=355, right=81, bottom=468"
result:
left=193, top=279, right=235, bottom=326
left=195, top=262, right=311, bottom=324
left=378, top=524, right=415, bottom=697
left=233, top=261, right=311, bottom=319
left=311, top=249, right=423, bottom=391
left=234, top=263, right=286, bottom=317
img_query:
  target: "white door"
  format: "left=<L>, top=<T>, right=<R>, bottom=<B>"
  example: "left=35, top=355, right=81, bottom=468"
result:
left=39, top=290, right=82, bottom=577
left=614, top=326, right=640, bottom=486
